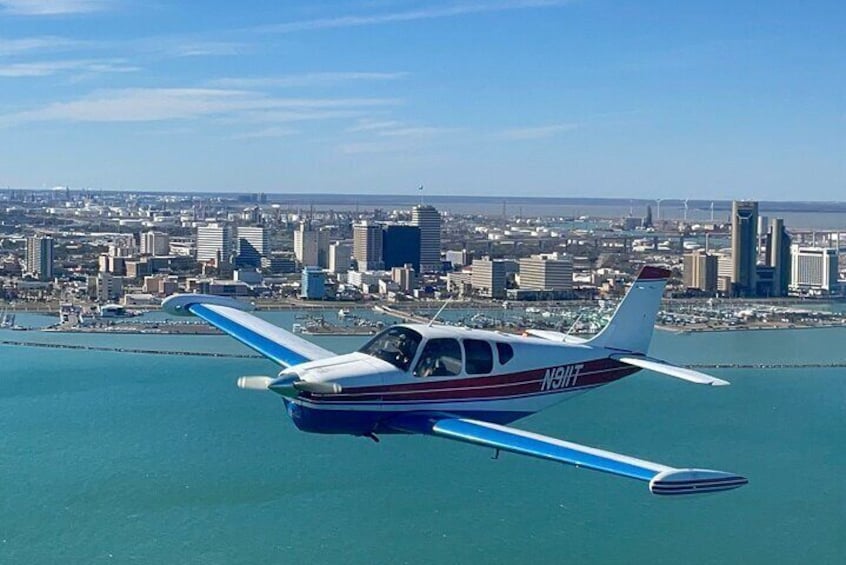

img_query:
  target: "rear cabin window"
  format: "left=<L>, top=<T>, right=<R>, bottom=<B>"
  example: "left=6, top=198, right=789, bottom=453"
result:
left=496, top=342, right=514, bottom=365
left=414, top=338, right=463, bottom=377
left=464, top=339, right=493, bottom=375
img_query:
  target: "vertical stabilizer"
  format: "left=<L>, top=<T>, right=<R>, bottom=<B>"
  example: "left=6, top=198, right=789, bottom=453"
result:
left=587, top=266, right=670, bottom=354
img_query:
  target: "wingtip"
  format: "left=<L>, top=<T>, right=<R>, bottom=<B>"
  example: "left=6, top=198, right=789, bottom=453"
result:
left=649, top=469, right=748, bottom=496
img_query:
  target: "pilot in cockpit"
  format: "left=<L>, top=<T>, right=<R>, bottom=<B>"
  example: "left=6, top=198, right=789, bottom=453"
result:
left=393, top=333, right=416, bottom=370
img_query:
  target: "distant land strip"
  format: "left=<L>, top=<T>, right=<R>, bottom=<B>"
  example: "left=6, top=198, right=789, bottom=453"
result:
left=2, top=340, right=845, bottom=369
left=0, top=340, right=260, bottom=359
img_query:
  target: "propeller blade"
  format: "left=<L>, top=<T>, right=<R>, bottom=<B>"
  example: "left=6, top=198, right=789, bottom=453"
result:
left=236, top=376, right=274, bottom=390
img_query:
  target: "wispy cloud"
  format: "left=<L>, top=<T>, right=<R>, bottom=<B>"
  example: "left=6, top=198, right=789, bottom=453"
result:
left=0, top=58, right=137, bottom=77
left=232, top=126, right=299, bottom=140
left=256, top=0, right=570, bottom=34
left=338, top=141, right=406, bottom=154
left=0, top=35, right=94, bottom=56
left=137, top=38, right=247, bottom=58
left=210, top=71, right=408, bottom=89
left=377, top=126, right=459, bottom=138
left=347, top=118, right=404, bottom=132
left=497, top=123, right=577, bottom=140
left=0, top=0, right=115, bottom=15
left=0, top=87, right=400, bottom=125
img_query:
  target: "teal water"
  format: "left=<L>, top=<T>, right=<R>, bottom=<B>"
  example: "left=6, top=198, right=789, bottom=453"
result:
left=1, top=324, right=845, bottom=564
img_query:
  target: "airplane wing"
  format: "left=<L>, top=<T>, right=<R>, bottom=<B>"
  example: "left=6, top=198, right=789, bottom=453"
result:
left=162, top=294, right=334, bottom=367
left=391, top=415, right=747, bottom=496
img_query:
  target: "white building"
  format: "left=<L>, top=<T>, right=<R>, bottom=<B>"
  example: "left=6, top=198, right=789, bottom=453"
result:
left=518, top=253, right=573, bottom=291
left=196, top=224, right=232, bottom=263
left=790, top=245, right=838, bottom=294
left=141, top=231, right=170, bottom=256
left=294, top=222, right=329, bottom=267
left=471, top=257, right=508, bottom=299
left=328, top=242, right=351, bottom=274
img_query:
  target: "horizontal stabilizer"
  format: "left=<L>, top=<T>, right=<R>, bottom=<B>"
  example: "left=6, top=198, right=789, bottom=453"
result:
left=617, top=356, right=730, bottom=386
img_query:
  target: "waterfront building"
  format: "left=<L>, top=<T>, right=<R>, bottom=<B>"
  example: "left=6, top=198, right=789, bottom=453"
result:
left=445, top=249, right=471, bottom=268
left=382, top=224, right=421, bottom=272
left=263, top=254, right=297, bottom=274
left=328, top=242, right=351, bottom=274
left=294, top=222, right=330, bottom=268
left=294, top=222, right=318, bottom=267
left=26, top=236, right=54, bottom=281
left=346, top=270, right=386, bottom=290
left=471, top=257, right=508, bottom=299
left=717, top=253, right=733, bottom=295
left=411, top=204, right=441, bottom=273
left=790, top=245, right=838, bottom=294
left=731, top=200, right=758, bottom=297
left=196, top=224, right=233, bottom=264
left=353, top=222, right=384, bottom=271
left=518, top=253, right=573, bottom=291
left=391, top=264, right=417, bottom=293
left=683, top=250, right=718, bottom=293
left=301, top=267, right=327, bottom=300
left=141, top=231, right=170, bottom=256
left=93, top=272, right=124, bottom=302
left=235, top=226, right=269, bottom=268
left=765, top=218, right=792, bottom=297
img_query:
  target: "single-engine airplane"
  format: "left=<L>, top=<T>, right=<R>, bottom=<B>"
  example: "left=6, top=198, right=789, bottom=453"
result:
left=163, top=266, right=747, bottom=496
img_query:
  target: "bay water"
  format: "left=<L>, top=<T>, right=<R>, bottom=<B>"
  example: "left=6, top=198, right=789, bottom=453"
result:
left=1, top=316, right=844, bottom=564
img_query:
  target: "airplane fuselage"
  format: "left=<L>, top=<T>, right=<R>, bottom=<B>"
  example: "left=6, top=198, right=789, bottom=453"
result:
left=275, top=324, right=640, bottom=436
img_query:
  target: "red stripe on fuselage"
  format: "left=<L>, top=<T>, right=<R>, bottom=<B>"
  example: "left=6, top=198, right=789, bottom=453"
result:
left=300, top=358, right=638, bottom=403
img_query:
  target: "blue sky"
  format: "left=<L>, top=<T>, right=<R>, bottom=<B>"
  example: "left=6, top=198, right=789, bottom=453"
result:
left=0, top=0, right=843, bottom=199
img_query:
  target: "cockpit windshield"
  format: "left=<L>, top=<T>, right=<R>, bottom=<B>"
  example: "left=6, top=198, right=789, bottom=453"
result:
left=358, top=326, right=423, bottom=371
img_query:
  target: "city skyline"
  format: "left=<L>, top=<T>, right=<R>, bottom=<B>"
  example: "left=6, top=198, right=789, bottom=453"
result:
left=1, top=1, right=843, bottom=199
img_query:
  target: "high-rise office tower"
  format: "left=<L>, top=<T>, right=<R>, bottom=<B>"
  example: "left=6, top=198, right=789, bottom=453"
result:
left=382, top=224, right=421, bottom=272
left=353, top=222, right=383, bottom=271
left=236, top=226, right=269, bottom=268
left=683, top=250, right=718, bottom=292
left=26, top=236, right=54, bottom=281
left=294, top=222, right=329, bottom=268
left=196, top=224, right=232, bottom=263
left=328, top=242, right=351, bottom=274
left=731, top=200, right=758, bottom=297
left=411, top=204, right=441, bottom=273
left=765, top=218, right=791, bottom=297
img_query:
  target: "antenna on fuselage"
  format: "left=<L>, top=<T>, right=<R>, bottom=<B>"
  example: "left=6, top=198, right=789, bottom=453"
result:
left=428, top=298, right=452, bottom=327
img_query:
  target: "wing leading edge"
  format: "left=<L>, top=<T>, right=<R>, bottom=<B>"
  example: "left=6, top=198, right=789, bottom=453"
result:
left=162, top=294, right=334, bottom=367
left=392, top=415, right=747, bottom=496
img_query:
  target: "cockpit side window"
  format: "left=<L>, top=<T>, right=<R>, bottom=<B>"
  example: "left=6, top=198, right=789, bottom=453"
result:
left=464, top=339, right=493, bottom=375
left=495, top=342, right=514, bottom=365
left=414, top=338, right=463, bottom=378
left=358, top=327, right=422, bottom=371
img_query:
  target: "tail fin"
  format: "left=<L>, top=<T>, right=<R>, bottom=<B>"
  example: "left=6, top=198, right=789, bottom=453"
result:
left=587, top=266, right=670, bottom=354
